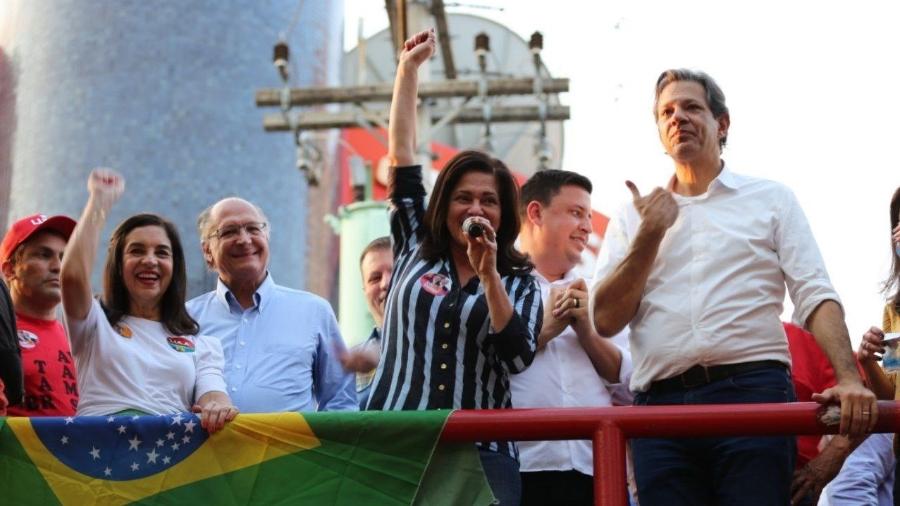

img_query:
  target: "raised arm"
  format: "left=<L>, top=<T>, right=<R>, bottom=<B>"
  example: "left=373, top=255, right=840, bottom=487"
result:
left=592, top=181, right=678, bottom=336
left=387, top=28, right=436, bottom=169
left=60, top=169, right=124, bottom=320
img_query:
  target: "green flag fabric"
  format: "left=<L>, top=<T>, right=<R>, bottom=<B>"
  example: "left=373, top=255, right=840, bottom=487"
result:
left=0, top=410, right=494, bottom=505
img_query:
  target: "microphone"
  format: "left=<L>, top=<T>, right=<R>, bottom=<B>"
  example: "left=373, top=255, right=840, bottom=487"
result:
left=462, top=217, right=484, bottom=238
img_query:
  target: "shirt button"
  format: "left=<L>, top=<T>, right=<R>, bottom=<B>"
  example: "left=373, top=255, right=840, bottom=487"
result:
left=448, top=302, right=455, bottom=307
left=443, top=322, right=450, bottom=329
left=440, top=363, right=447, bottom=370
left=240, top=341, right=246, bottom=346
left=438, top=384, right=445, bottom=391
left=235, top=364, right=242, bottom=369
left=231, top=387, right=237, bottom=392
left=441, top=343, right=448, bottom=350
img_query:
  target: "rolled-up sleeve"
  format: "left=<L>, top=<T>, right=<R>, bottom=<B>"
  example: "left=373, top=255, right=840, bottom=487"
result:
left=775, top=188, right=842, bottom=327
left=589, top=204, right=636, bottom=322
left=193, top=335, right=228, bottom=401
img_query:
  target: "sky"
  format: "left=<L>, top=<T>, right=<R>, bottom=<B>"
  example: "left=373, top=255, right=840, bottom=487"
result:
left=344, top=0, right=900, bottom=346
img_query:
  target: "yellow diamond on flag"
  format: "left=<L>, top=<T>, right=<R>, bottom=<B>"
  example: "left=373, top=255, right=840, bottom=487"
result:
left=7, top=412, right=319, bottom=505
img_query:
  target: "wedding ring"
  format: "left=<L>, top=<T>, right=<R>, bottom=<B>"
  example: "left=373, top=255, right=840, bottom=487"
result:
left=573, top=298, right=580, bottom=309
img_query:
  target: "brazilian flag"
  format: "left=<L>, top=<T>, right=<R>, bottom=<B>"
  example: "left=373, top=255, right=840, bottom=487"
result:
left=0, top=411, right=493, bottom=505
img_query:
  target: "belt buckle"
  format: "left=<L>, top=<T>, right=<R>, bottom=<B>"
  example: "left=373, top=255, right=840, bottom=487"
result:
left=680, top=365, right=712, bottom=388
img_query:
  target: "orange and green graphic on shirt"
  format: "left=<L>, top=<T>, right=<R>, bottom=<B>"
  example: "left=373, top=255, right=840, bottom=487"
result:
left=165, top=336, right=195, bottom=353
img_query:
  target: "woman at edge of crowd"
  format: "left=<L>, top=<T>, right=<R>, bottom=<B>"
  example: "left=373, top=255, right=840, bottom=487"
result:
left=60, top=168, right=236, bottom=433
left=365, top=29, right=542, bottom=504
left=857, top=186, right=900, bottom=499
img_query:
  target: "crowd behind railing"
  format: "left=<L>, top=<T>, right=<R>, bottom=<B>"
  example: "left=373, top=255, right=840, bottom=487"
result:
left=1, top=28, right=898, bottom=506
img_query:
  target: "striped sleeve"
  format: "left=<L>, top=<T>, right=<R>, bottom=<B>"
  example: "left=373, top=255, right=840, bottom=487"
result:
left=389, top=165, right=428, bottom=258
left=487, top=275, right=541, bottom=374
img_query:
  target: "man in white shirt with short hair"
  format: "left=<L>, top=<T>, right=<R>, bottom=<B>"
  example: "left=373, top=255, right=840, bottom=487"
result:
left=590, top=68, right=874, bottom=506
left=513, top=169, right=632, bottom=506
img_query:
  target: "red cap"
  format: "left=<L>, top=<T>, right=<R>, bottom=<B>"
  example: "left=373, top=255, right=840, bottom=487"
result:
left=0, top=214, right=77, bottom=264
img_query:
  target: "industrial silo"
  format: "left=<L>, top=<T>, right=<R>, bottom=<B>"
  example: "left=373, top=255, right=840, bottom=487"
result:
left=0, top=1, right=343, bottom=296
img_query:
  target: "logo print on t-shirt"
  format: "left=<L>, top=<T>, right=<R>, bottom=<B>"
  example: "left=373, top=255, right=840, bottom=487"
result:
left=167, top=336, right=195, bottom=353
left=114, top=323, right=133, bottom=338
left=17, top=330, right=39, bottom=349
left=419, top=272, right=451, bottom=297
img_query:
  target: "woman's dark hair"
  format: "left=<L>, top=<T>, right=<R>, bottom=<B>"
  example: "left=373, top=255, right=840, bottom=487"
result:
left=102, top=213, right=199, bottom=336
left=419, top=150, right=532, bottom=276
left=885, top=187, right=900, bottom=312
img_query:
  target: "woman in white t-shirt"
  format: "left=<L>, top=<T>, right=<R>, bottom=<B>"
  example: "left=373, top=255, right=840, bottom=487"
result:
left=61, top=168, right=237, bottom=433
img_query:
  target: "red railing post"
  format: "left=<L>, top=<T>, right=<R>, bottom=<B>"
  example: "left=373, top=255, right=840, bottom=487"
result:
left=594, top=422, right=626, bottom=506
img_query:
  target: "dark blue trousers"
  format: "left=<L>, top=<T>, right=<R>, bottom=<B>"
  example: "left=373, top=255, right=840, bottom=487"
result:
left=479, top=447, right=521, bottom=505
left=632, top=366, right=796, bottom=506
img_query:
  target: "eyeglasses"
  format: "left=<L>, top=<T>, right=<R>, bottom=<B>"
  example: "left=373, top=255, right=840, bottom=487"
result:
left=208, top=222, right=268, bottom=240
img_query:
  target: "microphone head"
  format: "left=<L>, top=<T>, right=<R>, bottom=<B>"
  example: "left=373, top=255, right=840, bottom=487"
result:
left=462, top=217, right=484, bottom=238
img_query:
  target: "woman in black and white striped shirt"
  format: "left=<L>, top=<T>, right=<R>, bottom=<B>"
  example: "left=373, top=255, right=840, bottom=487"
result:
left=366, top=28, right=542, bottom=504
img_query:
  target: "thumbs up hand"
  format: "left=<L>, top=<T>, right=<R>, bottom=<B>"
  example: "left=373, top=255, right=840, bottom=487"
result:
left=626, top=180, right=679, bottom=235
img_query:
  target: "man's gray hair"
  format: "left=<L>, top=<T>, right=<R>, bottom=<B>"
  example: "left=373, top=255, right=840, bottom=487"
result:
left=654, top=68, right=730, bottom=149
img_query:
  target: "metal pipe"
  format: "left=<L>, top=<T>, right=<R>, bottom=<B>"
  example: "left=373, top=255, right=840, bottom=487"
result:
left=442, top=402, right=900, bottom=506
left=441, top=401, right=900, bottom=440
left=595, top=423, right=626, bottom=506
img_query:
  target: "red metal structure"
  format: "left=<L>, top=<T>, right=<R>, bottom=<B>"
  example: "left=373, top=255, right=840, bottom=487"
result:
left=441, top=401, right=900, bottom=506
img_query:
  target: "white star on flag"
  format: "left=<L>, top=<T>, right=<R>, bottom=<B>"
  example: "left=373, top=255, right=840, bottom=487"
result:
left=128, top=435, right=142, bottom=451
left=117, top=425, right=127, bottom=434
left=64, top=417, right=74, bottom=425
left=171, top=442, right=180, bottom=451
left=130, top=462, right=139, bottom=471
left=156, top=438, right=165, bottom=447
left=184, top=420, right=196, bottom=433
left=107, top=416, right=115, bottom=423
left=132, top=415, right=139, bottom=420
left=146, top=448, right=159, bottom=464
left=166, top=431, right=175, bottom=440
left=104, top=467, right=112, bottom=477
left=182, top=435, right=191, bottom=444
left=90, top=447, right=101, bottom=460
left=60, top=436, right=69, bottom=445
left=171, top=413, right=183, bottom=425
left=162, top=456, right=171, bottom=464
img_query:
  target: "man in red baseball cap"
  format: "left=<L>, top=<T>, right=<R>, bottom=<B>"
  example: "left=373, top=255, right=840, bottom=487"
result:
left=1, top=213, right=79, bottom=416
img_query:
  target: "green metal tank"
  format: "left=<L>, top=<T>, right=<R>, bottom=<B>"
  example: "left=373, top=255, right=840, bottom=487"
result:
left=326, top=200, right=390, bottom=347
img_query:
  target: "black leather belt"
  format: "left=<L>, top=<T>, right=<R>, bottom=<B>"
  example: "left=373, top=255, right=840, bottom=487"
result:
left=648, top=360, right=787, bottom=395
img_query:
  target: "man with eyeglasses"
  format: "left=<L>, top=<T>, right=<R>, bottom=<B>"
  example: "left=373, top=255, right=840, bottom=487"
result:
left=187, top=197, right=356, bottom=413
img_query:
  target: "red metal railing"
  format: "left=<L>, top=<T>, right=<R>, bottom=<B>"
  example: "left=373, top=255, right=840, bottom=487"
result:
left=440, top=401, right=900, bottom=506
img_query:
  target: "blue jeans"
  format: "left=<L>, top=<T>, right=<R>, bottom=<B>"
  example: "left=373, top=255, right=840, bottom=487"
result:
left=632, top=366, right=796, bottom=506
left=478, top=448, right=521, bottom=505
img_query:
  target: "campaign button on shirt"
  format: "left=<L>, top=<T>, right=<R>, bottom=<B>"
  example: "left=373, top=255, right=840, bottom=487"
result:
left=419, top=272, right=451, bottom=296
left=166, top=336, right=195, bottom=353
left=17, top=329, right=39, bottom=349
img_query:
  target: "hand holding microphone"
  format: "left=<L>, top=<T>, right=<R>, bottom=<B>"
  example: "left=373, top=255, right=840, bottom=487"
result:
left=462, top=216, right=485, bottom=238
left=462, top=216, right=497, bottom=279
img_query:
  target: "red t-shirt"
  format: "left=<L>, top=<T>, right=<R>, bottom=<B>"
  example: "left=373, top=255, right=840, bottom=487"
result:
left=6, top=313, right=78, bottom=416
left=785, top=322, right=864, bottom=468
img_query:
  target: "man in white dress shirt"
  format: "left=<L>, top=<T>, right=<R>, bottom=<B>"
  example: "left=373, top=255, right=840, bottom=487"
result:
left=590, top=68, right=875, bottom=506
left=513, top=169, right=633, bottom=505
